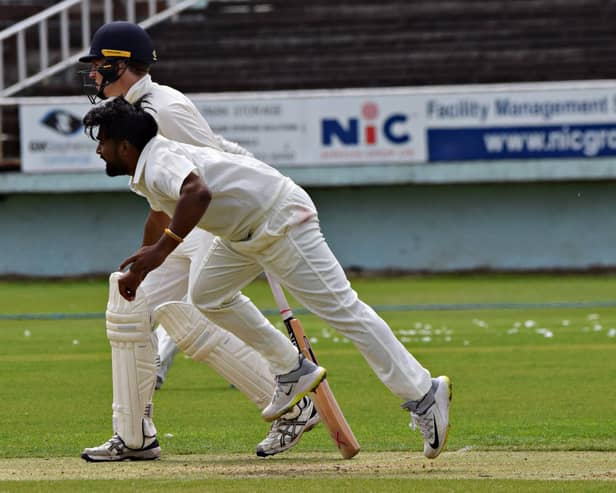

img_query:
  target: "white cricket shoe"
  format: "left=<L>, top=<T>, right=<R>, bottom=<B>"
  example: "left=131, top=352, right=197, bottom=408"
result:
left=402, top=375, right=452, bottom=459
left=80, top=434, right=161, bottom=462
left=262, top=355, right=326, bottom=422
left=256, top=396, right=321, bottom=457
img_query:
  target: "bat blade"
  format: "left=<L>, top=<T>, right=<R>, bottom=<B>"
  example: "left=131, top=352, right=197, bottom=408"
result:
left=286, top=317, right=360, bottom=459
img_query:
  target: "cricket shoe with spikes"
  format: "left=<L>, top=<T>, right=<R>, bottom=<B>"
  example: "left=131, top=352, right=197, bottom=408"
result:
left=256, top=396, right=320, bottom=457
left=261, top=355, right=326, bottom=422
left=402, top=375, right=452, bottom=459
left=80, top=434, right=161, bottom=462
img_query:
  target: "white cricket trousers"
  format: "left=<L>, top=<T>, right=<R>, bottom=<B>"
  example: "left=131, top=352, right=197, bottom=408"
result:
left=191, top=186, right=433, bottom=402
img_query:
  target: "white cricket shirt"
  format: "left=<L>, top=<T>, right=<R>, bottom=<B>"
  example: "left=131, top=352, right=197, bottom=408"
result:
left=125, top=75, right=222, bottom=149
left=130, top=135, right=294, bottom=242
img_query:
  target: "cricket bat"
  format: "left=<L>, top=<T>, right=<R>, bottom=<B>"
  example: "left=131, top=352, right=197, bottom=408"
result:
left=266, top=273, right=360, bottom=459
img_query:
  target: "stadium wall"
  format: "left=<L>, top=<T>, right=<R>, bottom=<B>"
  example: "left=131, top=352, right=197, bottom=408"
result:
left=2, top=177, right=616, bottom=277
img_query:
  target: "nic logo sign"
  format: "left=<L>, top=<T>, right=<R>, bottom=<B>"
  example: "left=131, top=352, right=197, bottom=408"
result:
left=318, top=101, right=419, bottom=163
left=322, top=102, right=410, bottom=146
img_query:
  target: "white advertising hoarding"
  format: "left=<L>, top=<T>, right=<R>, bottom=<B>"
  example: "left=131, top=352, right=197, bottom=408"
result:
left=20, top=91, right=425, bottom=172
left=18, top=81, right=616, bottom=173
left=421, top=86, right=616, bottom=161
left=194, top=93, right=425, bottom=165
left=20, top=103, right=99, bottom=173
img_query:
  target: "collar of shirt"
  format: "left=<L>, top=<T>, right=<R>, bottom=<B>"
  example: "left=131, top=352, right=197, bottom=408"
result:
left=125, top=74, right=153, bottom=104
left=131, top=134, right=160, bottom=186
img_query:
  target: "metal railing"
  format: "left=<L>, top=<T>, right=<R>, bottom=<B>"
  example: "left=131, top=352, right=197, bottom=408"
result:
left=0, top=0, right=204, bottom=97
left=0, top=0, right=205, bottom=165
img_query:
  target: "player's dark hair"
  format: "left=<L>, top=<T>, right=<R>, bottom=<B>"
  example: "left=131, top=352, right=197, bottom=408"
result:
left=83, top=96, right=158, bottom=151
left=126, top=60, right=150, bottom=76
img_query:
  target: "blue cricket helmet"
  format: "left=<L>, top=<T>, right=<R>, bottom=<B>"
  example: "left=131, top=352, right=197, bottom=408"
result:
left=79, top=22, right=157, bottom=103
left=79, top=21, right=157, bottom=64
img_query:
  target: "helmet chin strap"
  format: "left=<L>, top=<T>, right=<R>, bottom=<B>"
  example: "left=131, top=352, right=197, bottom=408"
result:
left=82, top=59, right=127, bottom=104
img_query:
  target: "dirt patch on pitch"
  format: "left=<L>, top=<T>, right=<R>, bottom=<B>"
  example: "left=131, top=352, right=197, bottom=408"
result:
left=0, top=450, right=614, bottom=481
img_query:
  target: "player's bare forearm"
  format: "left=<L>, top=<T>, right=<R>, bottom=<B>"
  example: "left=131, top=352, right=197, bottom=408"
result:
left=142, top=209, right=171, bottom=246
left=166, top=173, right=211, bottom=240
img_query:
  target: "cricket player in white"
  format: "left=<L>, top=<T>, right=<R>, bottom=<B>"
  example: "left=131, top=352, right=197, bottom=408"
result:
left=79, top=22, right=320, bottom=461
left=83, top=96, right=453, bottom=460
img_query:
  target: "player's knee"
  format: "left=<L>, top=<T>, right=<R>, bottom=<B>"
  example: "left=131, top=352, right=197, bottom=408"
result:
left=190, top=293, right=217, bottom=313
left=189, top=284, right=227, bottom=313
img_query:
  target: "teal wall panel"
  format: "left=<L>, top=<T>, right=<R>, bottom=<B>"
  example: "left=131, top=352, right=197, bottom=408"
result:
left=2, top=181, right=615, bottom=277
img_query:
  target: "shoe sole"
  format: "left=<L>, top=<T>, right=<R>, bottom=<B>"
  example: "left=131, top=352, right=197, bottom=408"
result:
left=262, top=367, right=327, bottom=422
left=80, top=450, right=161, bottom=462
left=80, top=442, right=161, bottom=462
left=425, top=375, right=452, bottom=459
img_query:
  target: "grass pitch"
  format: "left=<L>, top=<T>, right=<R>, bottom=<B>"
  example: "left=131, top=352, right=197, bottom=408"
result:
left=0, top=274, right=615, bottom=491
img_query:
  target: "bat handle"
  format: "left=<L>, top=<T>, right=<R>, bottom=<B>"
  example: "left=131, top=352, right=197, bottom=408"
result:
left=265, top=272, right=293, bottom=319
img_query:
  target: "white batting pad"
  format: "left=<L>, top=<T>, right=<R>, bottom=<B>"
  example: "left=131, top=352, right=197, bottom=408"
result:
left=154, top=301, right=276, bottom=409
left=106, top=272, right=157, bottom=449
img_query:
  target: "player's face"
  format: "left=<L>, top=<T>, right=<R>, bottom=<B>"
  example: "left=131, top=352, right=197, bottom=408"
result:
left=96, top=131, right=127, bottom=177
left=89, top=59, right=123, bottom=98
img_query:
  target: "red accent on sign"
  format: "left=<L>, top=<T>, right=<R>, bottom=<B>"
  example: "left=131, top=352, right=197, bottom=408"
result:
left=365, top=126, right=376, bottom=144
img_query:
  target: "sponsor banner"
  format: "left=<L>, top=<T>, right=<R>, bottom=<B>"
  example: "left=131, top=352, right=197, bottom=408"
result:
left=428, top=123, right=616, bottom=161
left=20, top=104, right=99, bottom=173
left=17, top=82, right=616, bottom=172
left=309, top=95, right=424, bottom=164
left=423, top=86, right=616, bottom=161
left=192, top=94, right=423, bottom=165
left=19, top=95, right=422, bottom=171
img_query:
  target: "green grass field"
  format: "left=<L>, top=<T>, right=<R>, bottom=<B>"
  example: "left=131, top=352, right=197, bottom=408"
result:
left=0, top=274, right=615, bottom=491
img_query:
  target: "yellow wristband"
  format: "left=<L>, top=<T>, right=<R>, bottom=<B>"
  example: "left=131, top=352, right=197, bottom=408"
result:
left=164, top=227, right=184, bottom=243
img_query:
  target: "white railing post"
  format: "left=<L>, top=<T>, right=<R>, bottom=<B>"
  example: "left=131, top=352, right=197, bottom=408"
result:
left=82, top=0, right=90, bottom=50
left=60, top=9, right=69, bottom=60
left=39, top=20, right=49, bottom=73
left=0, top=108, right=3, bottom=164
left=17, top=31, right=26, bottom=82
left=0, top=39, right=5, bottom=91
left=104, top=0, right=113, bottom=24
left=127, top=0, right=136, bottom=23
